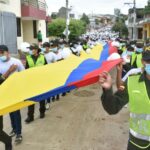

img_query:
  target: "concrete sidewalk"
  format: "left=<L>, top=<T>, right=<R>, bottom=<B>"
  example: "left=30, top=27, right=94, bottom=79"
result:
left=1, top=70, right=129, bottom=150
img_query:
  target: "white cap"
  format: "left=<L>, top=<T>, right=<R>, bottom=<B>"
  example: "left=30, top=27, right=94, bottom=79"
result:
left=107, top=53, right=121, bottom=61
left=111, top=41, right=120, bottom=47
left=20, top=42, right=30, bottom=53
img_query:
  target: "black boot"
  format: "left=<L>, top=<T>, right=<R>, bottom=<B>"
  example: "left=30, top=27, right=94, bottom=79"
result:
left=40, top=113, right=45, bottom=119
left=62, top=93, right=66, bottom=96
left=52, top=96, right=55, bottom=102
left=25, top=116, right=34, bottom=124
left=56, top=94, right=60, bottom=101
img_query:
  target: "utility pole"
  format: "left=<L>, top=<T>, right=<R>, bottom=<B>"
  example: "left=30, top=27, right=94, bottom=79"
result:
left=133, top=0, right=136, bottom=41
left=124, top=0, right=137, bottom=40
left=66, top=0, right=69, bottom=43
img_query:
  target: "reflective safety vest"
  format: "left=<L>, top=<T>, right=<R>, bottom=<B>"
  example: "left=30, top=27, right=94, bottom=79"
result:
left=26, top=54, right=45, bottom=68
left=131, top=52, right=143, bottom=68
left=128, top=75, right=150, bottom=149
left=83, top=44, right=89, bottom=50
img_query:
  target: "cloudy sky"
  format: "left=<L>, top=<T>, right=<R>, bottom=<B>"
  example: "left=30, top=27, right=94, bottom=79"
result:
left=45, top=0, right=148, bottom=15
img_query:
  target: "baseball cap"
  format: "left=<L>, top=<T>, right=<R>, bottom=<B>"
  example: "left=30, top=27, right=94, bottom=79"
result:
left=20, top=42, right=30, bottom=52
left=136, top=42, right=144, bottom=48
left=142, top=50, right=150, bottom=61
left=29, top=43, right=39, bottom=50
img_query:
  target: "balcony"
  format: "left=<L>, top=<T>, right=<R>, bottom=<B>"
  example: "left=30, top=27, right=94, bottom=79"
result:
left=21, top=0, right=46, bottom=20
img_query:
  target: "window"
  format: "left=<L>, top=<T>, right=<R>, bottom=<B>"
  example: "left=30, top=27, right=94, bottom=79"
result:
left=16, top=18, right=21, bottom=37
left=33, top=20, right=37, bottom=38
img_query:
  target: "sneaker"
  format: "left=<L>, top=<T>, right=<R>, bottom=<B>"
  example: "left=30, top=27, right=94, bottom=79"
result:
left=40, top=113, right=45, bottom=119
left=45, top=103, right=50, bottom=110
left=62, top=93, right=66, bottom=96
left=9, top=130, right=16, bottom=137
left=15, top=134, right=22, bottom=144
left=124, top=104, right=128, bottom=108
left=25, top=117, right=34, bottom=124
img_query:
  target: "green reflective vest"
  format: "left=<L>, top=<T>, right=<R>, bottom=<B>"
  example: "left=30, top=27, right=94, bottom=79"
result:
left=26, top=54, right=45, bottom=68
left=83, top=44, right=89, bottom=50
left=128, top=75, right=150, bottom=148
left=131, top=52, right=143, bottom=68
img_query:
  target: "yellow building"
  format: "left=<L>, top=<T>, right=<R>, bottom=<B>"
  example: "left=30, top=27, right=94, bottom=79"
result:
left=143, top=21, right=150, bottom=40
left=143, top=0, right=150, bottom=40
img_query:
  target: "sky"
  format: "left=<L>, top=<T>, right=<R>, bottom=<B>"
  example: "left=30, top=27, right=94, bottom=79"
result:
left=45, top=0, right=148, bottom=15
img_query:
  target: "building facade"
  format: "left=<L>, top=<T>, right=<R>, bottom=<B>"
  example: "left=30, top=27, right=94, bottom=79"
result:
left=127, top=8, right=144, bottom=40
left=0, top=0, right=49, bottom=53
left=143, top=0, right=150, bottom=40
left=127, top=0, right=150, bottom=41
left=57, top=7, right=75, bottom=19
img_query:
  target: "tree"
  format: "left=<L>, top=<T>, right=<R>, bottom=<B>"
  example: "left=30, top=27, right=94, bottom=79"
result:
left=95, top=19, right=100, bottom=25
left=80, top=13, right=90, bottom=25
left=112, top=13, right=128, bottom=38
left=48, top=19, right=86, bottom=40
left=51, top=13, right=58, bottom=19
left=112, top=19, right=128, bottom=37
left=48, top=19, right=66, bottom=37
left=144, top=0, right=150, bottom=15
left=69, top=19, right=86, bottom=41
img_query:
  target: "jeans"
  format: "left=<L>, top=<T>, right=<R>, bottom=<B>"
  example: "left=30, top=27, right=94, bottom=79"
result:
left=9, top=110, right=22, bottom=135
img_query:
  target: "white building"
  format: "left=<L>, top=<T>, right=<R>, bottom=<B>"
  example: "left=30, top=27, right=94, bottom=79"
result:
left=0, top=0, right=50, bottom=53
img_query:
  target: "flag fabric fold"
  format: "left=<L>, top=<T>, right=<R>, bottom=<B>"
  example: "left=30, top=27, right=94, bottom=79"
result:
left=0, top=43, right=121, bottom=115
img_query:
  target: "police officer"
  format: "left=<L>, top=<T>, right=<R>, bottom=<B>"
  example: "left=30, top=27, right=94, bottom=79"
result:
left=99, top=50, right=150, bottom=150
left=130, top=42, right=144, bottom=68
left=25, top=44, right=47, bottom=123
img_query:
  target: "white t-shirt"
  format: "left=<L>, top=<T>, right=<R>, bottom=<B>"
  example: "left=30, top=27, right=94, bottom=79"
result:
left=0, top=57, right=25, bottom=75
left=56, top=50, right=63, bottom=60
left=122, top=68, right=142, bottom=82
left=56, top=48, right=71, bottom=60
left=44, top=52, right=57, bottom=64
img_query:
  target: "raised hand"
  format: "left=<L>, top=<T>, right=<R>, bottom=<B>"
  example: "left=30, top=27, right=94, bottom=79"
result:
left=99, top=72, right=112, bottom=89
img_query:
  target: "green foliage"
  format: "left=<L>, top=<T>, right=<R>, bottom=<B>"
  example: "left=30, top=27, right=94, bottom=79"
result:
left=48, top=19, right=66, bottom=37
left=112, top=19, right=128, bottom=37
left=144, top=6, right=150, bottom=15
left=48, top=18, right=86, bottom=40
left=51, top=13, right=58, bottom=19
left=144, top=1, right=150, bottom=15
left=69, top=19, right=86, bottom=41
left=80, top=13, right=90, bottom=25
left=95, top=19, right=100, bottom=25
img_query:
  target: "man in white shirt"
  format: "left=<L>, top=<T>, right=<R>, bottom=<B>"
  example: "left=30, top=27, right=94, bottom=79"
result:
left=0, top=45, right=25, bottom=146
left=42, top=42, right=57, bottom=64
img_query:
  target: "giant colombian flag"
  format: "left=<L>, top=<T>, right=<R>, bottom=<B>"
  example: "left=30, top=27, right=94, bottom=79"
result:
left=0, top=43, right=121, bottom=115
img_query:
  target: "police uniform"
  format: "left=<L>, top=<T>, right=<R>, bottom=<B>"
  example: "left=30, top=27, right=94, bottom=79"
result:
left=101, top=50, right=150, bottom=150
left=25, top=48, right=47, bottom=123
